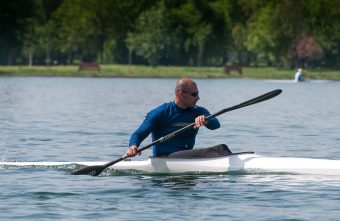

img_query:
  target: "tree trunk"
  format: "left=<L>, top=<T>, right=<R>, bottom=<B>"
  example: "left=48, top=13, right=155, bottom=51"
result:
left=128, top=47, right=133, bottom=66
left=68, top=51, right=73, bottom=64
left=28, top=51, right=33, bottom=66
left=7, top=50, right=14, bottom=65
left=46, top=48, right=51, bottom=66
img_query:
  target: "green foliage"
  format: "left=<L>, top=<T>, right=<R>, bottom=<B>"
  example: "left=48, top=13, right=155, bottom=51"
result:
left=53, top=0, right=96, bottom=58
left=245, top=4, right=275, bottom=62
left=0, top=0, right=339, bottom=69
left=129, top=2, right=169, bottom=66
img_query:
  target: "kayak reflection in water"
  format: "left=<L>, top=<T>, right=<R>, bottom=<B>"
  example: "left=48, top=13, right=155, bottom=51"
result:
left=126, top=78, right=221, bottom=157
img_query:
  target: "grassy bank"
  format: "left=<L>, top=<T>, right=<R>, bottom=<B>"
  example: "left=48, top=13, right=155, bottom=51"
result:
left=0, top=64, right=339, bottom=80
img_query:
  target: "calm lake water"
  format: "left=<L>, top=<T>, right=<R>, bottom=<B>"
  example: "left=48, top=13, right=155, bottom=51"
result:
left=1, top=77, right=340, bottom=220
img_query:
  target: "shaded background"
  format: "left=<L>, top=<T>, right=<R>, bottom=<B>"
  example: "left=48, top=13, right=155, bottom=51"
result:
left=1, top=0, right=339, bottom=69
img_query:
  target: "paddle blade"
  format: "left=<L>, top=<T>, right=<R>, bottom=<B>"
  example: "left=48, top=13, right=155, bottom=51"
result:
left=71, top=165, right=106, bottom=176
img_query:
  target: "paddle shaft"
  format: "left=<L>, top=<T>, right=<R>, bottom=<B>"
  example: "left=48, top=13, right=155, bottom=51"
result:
left=72, top=89, right=282, bottom=175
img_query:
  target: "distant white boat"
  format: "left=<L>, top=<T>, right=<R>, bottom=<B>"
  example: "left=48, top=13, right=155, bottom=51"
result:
left=265, top=79, right=332, bottom=83
left=265, top=79, right=296, bottom=83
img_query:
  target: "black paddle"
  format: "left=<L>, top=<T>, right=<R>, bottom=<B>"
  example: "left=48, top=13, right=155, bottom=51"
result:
left=71, top=89, right=282, bottom=176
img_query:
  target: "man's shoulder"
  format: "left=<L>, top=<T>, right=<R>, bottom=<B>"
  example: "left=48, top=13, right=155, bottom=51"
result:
left=193, top=104, right=208, bottom=112
left=154, top=101, right=174, bottom=110
left=149, top=101, right=174, bottom=114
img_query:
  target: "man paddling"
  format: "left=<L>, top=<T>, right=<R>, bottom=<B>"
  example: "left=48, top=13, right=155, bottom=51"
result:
left=126, top=78, right=220, bottom=157
left=71, top=87, right=281, bottom=175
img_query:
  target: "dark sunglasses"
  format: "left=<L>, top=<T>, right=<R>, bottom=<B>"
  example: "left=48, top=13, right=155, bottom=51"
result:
left=181, top=90, right=199, bottom=97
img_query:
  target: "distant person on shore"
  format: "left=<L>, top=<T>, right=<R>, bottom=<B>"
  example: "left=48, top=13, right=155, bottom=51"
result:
left=294, top=68, right=304, bottom=82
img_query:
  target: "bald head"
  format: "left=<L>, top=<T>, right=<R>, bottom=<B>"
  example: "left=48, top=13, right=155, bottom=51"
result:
left=174, top=78, right=199, bottom=108
left=175, top=78, right=197, bottom=93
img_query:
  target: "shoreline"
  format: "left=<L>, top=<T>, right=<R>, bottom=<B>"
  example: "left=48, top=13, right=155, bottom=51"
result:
left=1, top=65, right=339, bottom=80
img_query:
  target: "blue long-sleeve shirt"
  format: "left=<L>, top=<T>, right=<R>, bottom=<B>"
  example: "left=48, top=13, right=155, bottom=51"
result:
left=129, top=101, right=220, bottom=156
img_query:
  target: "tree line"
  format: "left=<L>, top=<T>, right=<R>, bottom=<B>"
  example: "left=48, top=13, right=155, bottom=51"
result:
left=1, top=0, right=339, bottom=69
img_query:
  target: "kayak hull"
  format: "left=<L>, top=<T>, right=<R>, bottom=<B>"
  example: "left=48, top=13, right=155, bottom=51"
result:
left=2, top=153, right=340, bottom=176
left=111, top=153, right=340, bottom=175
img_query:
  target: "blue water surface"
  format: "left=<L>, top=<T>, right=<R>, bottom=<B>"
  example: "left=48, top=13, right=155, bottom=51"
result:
left=1, top=77, right=340, bottom=220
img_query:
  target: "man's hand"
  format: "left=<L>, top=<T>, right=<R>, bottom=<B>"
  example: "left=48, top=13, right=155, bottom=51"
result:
left=194, top=115, right=207, bottom=129
left=126, top=145, right=140, bottom=157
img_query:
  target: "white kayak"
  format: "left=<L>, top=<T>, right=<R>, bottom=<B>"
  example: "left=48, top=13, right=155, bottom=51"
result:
left=2, top=152, right=340, bottom=176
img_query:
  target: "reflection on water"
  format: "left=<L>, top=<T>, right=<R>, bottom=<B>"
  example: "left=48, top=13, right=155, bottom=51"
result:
left=139, top=175, right=198, bottom=190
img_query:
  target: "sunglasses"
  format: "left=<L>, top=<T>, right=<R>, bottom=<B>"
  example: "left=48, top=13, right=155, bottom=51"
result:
left=181, top=90, right=199, bottom=97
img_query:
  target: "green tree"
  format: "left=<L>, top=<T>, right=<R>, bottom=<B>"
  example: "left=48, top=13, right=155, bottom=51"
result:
left=125, top=32, right=139, bottom=66
left=53, top=0, right=97, bottom=64
left=16, top=0, right=61, bottom=65
left=231, top=23, right=247, bottom=63
left=36, top=20, right=58, bottom=65
left=193, top=23, right=212, bottom=66
left=0, top=0, right=35, bottom=65
left=245, top=3, right=276, bottom=66
left=305, top=0, right=340, bottom=67
left=129, top=3, right=170, bottom=66
left=169, top=0, right=232, bottom=66
left=20, top=18, right=39, bottom=66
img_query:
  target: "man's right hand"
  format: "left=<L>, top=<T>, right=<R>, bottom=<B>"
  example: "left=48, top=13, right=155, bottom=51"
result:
left=126, top=145, right=139, bottom=157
